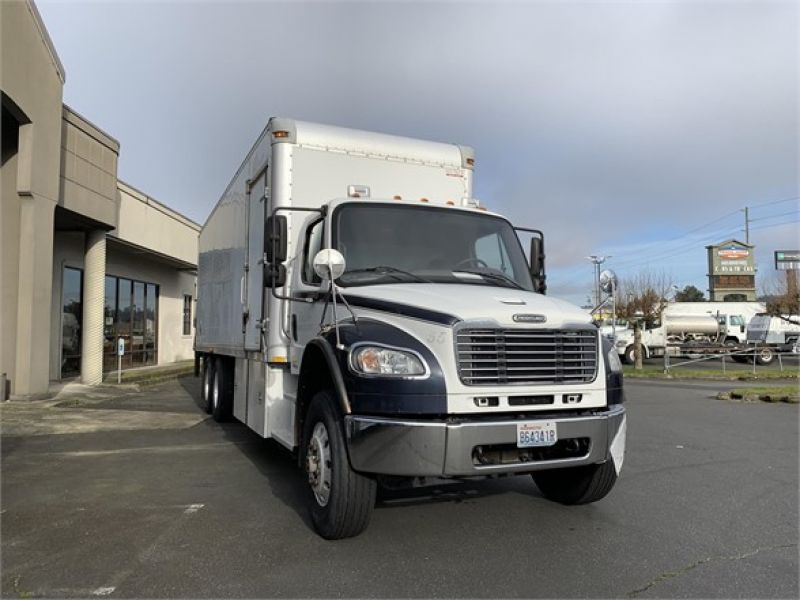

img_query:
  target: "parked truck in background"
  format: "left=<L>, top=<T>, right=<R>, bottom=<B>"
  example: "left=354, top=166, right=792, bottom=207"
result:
left=195, top=118, right=626, bottom=539
left=745, top=314, right=800, bottom=365
left=613, top=301, right=764, bottom=364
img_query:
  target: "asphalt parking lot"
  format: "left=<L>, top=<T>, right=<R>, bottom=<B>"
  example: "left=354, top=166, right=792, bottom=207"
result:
left=1, top=376, right=797, bottom=598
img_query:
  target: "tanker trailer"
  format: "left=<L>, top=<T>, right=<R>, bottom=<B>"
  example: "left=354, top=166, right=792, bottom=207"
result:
left=615, top=315, right=722, bottom=364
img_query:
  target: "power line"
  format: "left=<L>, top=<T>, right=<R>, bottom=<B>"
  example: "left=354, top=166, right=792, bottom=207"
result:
left=748, top=210, right=799, bottom=223
left=748, top=195, right=800, bottom=210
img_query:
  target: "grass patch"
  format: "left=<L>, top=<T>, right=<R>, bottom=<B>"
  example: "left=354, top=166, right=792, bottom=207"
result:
left=622, top=365, right=799, bottom=381
left=718, top=385, right=799, bottom=404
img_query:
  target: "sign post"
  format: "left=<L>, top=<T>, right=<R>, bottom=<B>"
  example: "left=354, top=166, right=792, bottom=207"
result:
left=117, top=337, right=125, bottom=384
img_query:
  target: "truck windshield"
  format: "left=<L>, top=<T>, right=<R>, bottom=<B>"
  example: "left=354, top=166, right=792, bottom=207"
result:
left=333, top=203, right=534, bottom=290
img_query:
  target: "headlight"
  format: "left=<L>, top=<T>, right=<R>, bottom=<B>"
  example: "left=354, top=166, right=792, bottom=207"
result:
left=607, top=347, right=623, bottom=373
left=350, top=344, right=428, bottom=377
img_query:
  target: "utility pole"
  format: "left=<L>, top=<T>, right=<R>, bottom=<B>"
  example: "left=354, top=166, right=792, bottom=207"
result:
left=743, top=206, right=750, bottom=243
left=586, top=255, right=611, bottom=306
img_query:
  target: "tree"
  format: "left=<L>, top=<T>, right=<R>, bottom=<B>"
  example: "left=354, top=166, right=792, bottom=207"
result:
left=760, top=271, right=800, bottom=315
left=674, top=285, right=705, bottom=302
left=615, top=270, right=674, bottom=369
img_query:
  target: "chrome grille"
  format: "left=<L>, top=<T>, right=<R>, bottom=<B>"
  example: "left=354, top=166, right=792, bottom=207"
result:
left=456, top=328, right=598, bottom=385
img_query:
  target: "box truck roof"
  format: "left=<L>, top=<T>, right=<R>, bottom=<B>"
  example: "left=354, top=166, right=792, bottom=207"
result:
left=269, top=118, right=474, bottom=170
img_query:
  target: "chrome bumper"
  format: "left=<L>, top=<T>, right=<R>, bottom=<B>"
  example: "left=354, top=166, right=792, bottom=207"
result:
left=344, top=405, right=626, bottom=477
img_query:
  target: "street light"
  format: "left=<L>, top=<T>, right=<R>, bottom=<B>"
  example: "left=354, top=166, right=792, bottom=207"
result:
left=586, top=255, right=612, bottom=306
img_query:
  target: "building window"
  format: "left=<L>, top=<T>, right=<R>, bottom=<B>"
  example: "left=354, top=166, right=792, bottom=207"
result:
left=61, top=267, right=83, bottom=378
left=103, top=275, right=159, bottom=372
left=183, top=295, right=192, bottom=335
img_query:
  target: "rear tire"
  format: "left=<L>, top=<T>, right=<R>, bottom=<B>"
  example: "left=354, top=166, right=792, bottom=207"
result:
left=302, top=390, right=377, bottom=539
left=623, top=345, right=636, bottom=365
left=211, top=357, right=233, bottom=422
left=755, top=347, right=775, bottom=366
left=532, top=461, right=618, bottom=505
left=201, top=357, right=214, bottom=414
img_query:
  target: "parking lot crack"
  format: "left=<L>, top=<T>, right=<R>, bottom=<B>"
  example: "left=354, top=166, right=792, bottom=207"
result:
left=625, top=543, right=797, bottom=598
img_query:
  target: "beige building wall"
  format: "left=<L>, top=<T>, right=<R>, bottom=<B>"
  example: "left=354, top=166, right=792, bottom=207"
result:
left=60, top=107, right=120, bottom=228
left=0, top=0, right=65, bottom=396
left=115, top=182, right=199, bottom=266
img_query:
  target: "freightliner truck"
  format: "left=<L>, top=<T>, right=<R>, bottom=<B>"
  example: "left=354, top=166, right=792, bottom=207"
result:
left=195, top=118, right=626, bottom=539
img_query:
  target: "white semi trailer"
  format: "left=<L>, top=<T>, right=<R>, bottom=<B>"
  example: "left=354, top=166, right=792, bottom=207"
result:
left=195, top=118, right=626, bottom=539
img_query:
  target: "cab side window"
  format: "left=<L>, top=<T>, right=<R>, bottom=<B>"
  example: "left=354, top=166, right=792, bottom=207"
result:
left=302, top=219, right=324, bottom=285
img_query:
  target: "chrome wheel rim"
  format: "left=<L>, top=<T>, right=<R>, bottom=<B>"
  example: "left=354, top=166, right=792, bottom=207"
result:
left=306, top=422, right=332, bottom=507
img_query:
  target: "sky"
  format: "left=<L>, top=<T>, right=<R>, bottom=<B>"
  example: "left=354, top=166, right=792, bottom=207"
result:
left=37, top=0, right=799, bottom=306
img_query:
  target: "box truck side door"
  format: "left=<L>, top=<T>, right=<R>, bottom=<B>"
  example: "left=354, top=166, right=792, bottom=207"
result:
left=245, top=169, right=267, bottom=351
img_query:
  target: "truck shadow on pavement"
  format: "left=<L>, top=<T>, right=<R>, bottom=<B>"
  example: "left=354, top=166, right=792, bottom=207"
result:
left=177, top=376, right=546, bottom=532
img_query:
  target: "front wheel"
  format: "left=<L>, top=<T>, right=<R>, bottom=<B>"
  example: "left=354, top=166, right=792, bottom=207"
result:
left=302, top=391, right=377, bottom=539
left=532, top=461, right=618, bottom=505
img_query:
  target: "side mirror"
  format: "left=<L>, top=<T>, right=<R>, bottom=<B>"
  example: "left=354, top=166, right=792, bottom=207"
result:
left=264, top=263, right=286, bottom=288
left=529, top=236, right=546, bottom=294
left=313, top=249, right=346, bottom=281
left=265, top=215, right=287, bottom=263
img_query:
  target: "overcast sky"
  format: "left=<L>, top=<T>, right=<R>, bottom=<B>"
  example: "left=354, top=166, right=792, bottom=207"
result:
left=38, top=0, right=798, bottom=305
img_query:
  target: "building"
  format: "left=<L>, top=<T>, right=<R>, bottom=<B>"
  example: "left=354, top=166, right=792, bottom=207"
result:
left=706, top=239, right=757, bottom=302
left=1, top=0, right=199, bottom=398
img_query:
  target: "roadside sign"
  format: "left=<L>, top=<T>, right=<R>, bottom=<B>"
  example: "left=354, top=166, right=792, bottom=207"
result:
left=775, top=250, right=800, bottom=270
left=117, top=337, right=125, bottom=356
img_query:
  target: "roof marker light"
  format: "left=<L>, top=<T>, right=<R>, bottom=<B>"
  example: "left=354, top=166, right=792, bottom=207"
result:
left=420, top=198, right=429, bottom=203
left=273, top=130, right=289, bottom=139
left=446, top=200, right=455, bottom=206
left=393, top=195, right=402, bottom=200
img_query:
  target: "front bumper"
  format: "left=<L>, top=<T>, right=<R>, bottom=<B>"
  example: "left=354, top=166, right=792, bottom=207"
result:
left=344, top=405, right=626, bottom=477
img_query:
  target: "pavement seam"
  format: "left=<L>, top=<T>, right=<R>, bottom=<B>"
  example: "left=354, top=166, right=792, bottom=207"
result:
left=624, top=542, right=798, bottom=598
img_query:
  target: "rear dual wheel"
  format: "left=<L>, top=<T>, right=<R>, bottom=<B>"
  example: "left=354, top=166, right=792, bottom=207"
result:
left=201, top=356, right=232, bottom=421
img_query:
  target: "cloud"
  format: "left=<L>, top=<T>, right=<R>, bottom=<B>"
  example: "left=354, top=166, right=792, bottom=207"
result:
left=38, top=0, right=798, bottom=304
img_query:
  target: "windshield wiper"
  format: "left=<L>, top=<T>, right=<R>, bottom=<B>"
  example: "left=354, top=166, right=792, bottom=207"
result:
left=452, top=268, right=524, bottom=290
left=342, top=266, right=433, bottom=283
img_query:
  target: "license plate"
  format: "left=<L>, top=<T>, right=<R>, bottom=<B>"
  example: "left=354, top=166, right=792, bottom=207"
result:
left=517, top=421, right=558, bottom=447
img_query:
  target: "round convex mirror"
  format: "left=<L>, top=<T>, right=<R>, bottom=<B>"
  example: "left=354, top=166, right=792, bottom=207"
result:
left=313, top=249, right=346, bottom=281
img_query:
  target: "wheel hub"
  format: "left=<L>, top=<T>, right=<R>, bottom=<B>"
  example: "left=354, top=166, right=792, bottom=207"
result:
left=306, top=422, right=331, bottom=507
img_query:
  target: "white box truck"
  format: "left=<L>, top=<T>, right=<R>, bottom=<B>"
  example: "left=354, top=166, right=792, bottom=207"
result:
left=195, top=118, right=626, bottom=539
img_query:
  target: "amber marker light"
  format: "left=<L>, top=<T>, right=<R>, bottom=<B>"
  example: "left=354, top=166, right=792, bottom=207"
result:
left=420, top=198, right=429, bottom=203
left=272, top=130, right=289, bottom=138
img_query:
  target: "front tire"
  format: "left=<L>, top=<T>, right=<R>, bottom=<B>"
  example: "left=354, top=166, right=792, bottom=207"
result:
left=532, top=461, right=618, bottom=505
left=302, top=390, right=377, bottom=539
